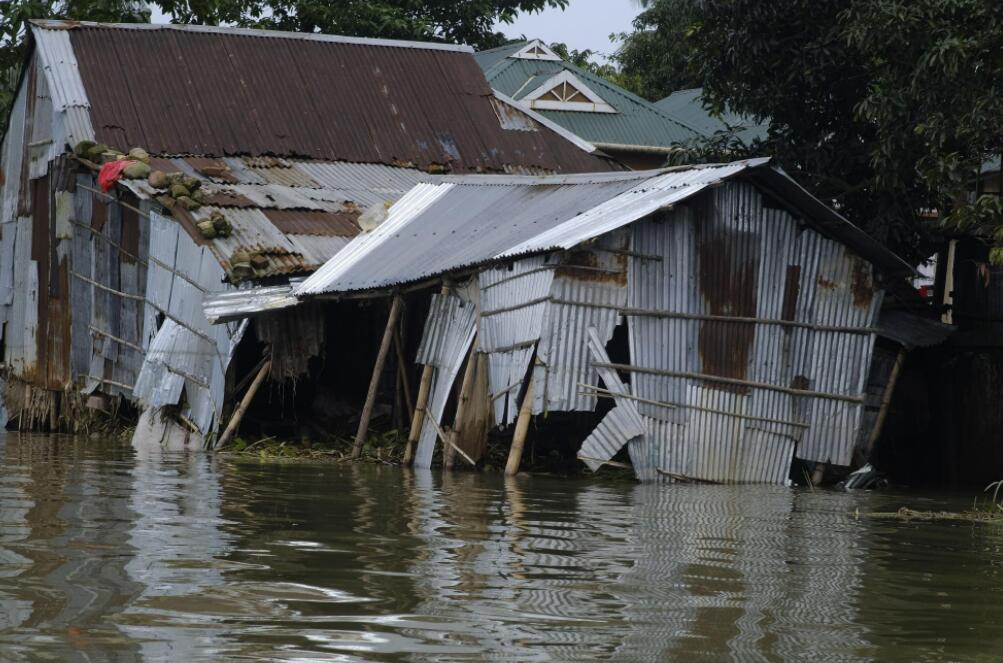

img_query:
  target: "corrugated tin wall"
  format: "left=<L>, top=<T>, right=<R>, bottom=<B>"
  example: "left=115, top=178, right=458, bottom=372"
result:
left=624, top=183, right=880, bottom=482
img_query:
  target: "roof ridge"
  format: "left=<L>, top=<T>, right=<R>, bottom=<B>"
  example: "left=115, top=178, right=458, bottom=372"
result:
left=552, top=60, right=710, bottom=138
left=476, top=40, right=528, bottom=55
left=29, top=19, right=474, bottom=53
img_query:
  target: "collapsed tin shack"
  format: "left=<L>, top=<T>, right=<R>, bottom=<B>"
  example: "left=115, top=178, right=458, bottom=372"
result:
left=254, top=158, right=917, bottom=484
left=0, top=20, right=618, bottom=440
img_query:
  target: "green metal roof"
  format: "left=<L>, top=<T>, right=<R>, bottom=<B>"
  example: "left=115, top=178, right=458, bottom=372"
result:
left=476, top=41, right=704, bottom=150
left=655, top=88, right=769, bottom=145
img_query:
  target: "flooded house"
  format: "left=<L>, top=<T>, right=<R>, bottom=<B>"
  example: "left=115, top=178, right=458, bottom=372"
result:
left=0, top=20, right=618, bottom=441
left=212, top=157, right=937, bottom=484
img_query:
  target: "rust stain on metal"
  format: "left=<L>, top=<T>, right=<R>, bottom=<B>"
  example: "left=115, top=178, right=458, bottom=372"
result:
left=91, top=194, right=108, bottom=231
left=816, top=276, right=838, bottom=290
left=186, top=157, right=239, bottom=183
left=119, top=191, right=140, bottom=262
left=263, top=209, right=360, bottom=237
left=16, top=63, right=36, bottom=217
left=148, top=157, right=180, bottom=174
left=781, top=265, right=801, bottom=323
left=167, top=206, right=208, bottom=247
left=556, top=248, right=627, bottom=286
left=850, top=257, right=875, bottom=309
left=66, top=24, right=615, bottom=173
left=695, top=197, right=758, bottom=392
left=201, top=190, right=257, bottom=208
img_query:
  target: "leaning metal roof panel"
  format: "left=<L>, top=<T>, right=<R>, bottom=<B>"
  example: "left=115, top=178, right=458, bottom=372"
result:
left=296, top=158, right=912, bottom=296
left=31, top=20, right=615, bottom=174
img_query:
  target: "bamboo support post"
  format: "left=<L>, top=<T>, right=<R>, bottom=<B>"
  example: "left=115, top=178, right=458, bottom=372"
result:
left=352, top=295, right=403, bottom=460
left=404, top=364, right=434, bottom=466
left=403, top=285, right=450, bottom=466
left=445, top=342, right=479, bottom=470
left=863, top=347, right=907, bottom=458
left=505, top=374, right=536, bottom=477
left=217, top=359, right=271, bottom=448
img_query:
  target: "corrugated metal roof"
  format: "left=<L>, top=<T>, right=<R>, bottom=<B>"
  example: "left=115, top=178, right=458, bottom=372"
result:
left=116, top=158, right=425, bottom=280
left=296, top=158, right=912, bottom=297
left=31, top=20, right=615, bottom=174
left=477, top=42, right=704, bottom=149
left=654, top=88, right=769, bottom=145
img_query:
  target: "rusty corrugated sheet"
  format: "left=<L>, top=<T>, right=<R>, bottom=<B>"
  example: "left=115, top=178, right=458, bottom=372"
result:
left=263, top=209, right=359, bottom=237
left=48, top=21, right=614, bottom=174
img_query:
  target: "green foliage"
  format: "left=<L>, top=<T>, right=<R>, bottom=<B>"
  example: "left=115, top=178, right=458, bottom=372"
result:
left=617, top=0, right=1003, bottom=262
left=226, top=0, right=569, bottom=50
left=610, top=0, right=702, bottom=100
left=0, top=0, right=568, bottom=128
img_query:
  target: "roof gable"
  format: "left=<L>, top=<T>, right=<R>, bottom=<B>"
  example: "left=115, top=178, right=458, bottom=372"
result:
left=478, top=42, right=705, bottom=150
left=510, top=39, right=562, bottom=61
left=522, top=70, right=616, bottom=114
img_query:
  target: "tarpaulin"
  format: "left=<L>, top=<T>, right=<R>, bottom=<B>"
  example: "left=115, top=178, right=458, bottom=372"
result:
left=99, top=160, right=137, bottom=192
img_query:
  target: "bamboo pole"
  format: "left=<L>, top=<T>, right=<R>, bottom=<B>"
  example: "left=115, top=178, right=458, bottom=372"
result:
left=217, top=359, right=271, bottom=448
left=445, top=342, right=479, bottom=470
left=352, top=295, right=403, bottom=459
left=863, top=347, right=907, bottom=459
left=403, top=285, right=450, bottom=466
left=505, top=374, right=536, bottom=477
left=404, top=364, right=434, bottom=466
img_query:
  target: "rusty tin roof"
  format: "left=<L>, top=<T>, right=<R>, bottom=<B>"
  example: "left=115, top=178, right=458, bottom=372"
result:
left=30, top=20, right=616, bottom=174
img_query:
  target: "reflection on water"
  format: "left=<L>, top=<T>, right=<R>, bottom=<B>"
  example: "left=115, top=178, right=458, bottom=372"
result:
left=1, top=434, right=1003, bottom=661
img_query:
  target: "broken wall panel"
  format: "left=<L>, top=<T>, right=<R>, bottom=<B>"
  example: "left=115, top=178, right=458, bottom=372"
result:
left=413, top=290, right=478, bottom=469
left=478, top=256, right=554, bottom=426
left=578, top=326, right=645, bottom=471
left=133, top=211, right=243, bottom=438
left=534, top=230, right=628, bottom=415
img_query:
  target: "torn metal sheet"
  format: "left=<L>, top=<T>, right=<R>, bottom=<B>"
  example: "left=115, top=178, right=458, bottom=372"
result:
left=479, top=256, right=554, bottom=425
left=580, top=407, right=645, bottom=472
left=578, top=326, right=645, bottom=471
left=414, top=290, right=478, bottom=469
left=203, top=283, right=302, bottom=324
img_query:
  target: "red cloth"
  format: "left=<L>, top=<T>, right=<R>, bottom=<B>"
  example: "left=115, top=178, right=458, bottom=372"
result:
left=98, top=160, right=137, bottom=192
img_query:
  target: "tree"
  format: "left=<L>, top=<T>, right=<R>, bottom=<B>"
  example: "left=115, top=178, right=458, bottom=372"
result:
left=611, top=0, right=701, bottom=101
left=617, top=0, right=1003, bottom=263
left=1, top=0, right=568, bottom=128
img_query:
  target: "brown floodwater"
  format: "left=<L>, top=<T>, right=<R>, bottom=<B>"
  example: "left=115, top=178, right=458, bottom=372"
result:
left=1, top=433, right=1002, bottom=661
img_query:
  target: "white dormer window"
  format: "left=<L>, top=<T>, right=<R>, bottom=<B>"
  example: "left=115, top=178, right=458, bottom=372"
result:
left=510, top=39, right=562, bottom=61
left=522, top=70, right=616, bottom=114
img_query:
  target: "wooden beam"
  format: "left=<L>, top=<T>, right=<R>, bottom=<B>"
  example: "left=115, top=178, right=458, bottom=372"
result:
left=352, top=295, right=403, bottom=459
left=216, top=359, right=271, bottom=448
left=505, top=373, right=536, bottom=476
left=863, top=347, right=907, bottom=459
left=445, top=340, right=478, bottom=470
